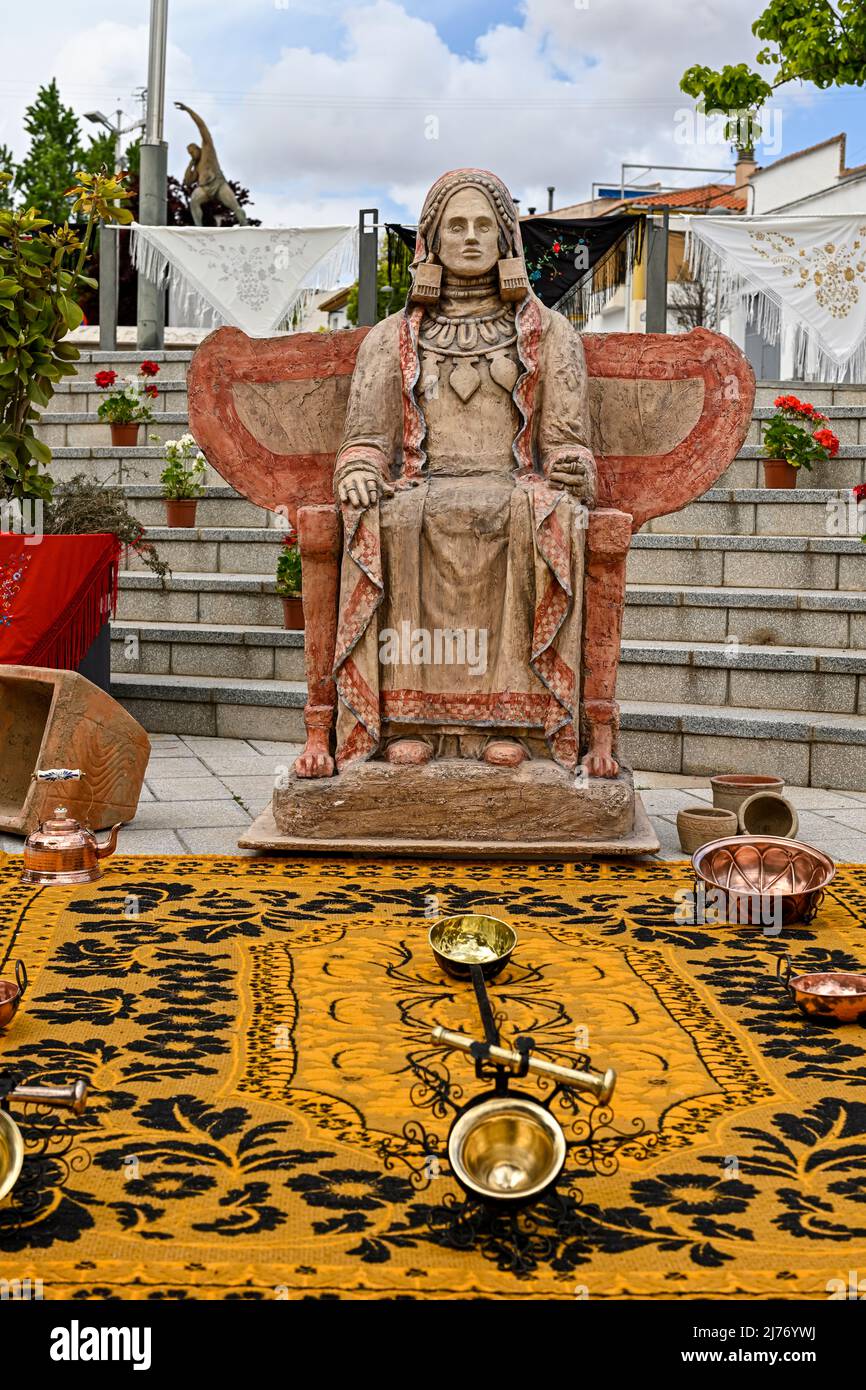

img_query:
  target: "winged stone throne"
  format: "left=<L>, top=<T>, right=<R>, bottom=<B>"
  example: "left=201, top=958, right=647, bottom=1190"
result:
left=189, top=167, right=754, bottom=857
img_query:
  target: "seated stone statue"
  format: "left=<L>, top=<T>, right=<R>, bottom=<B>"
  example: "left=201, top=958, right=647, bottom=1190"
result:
left=187, top=164, right=754, bottom=855
left=301, top=167, right=612, bottom=783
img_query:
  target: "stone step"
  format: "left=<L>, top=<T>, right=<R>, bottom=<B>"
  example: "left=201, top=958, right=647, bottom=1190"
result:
left=47, top=446, right=223, bottom=488
left=38, top=413, right=191, bottom=447
left=721, top=458, right=865, bottom=489
left=726, top=443, right=866, bottom=490
left=108, top=615, right=866, bottom=712
left=628, top=534, right=866, bottom=591
left=67, top=349, right=193, bottom=381
left=617, top=639, right=866, bottom=715
left=128, top=526, right=284, bottom=575
left=45, top=379, right=189, bottom=415
left=119, top=479, right=862, bottom=538
left=111, top=619, right=304, bottom=681
left=619, top=700, right=866, bottom=789
left=122, top=486, right=276, bottom=529
left=108, top=666, right=866, bottom=788
left=111, top=671, right=306, bottom=741
left=753, top=381, right=866, bottom=406
left=116, top=572, right=283, bottom=626
left=645, top=486, right=858, bottom=538
left=624, top=583, right=866, bottom=648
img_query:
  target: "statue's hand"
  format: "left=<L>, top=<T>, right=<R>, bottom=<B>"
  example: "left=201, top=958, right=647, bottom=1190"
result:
left=337, top=468, right=392, bottom=510
left=548, top=454, right=597, bottom=506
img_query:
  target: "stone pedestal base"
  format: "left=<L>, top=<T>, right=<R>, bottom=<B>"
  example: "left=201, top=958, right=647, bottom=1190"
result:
left=240, top=758, right=659, bottom=858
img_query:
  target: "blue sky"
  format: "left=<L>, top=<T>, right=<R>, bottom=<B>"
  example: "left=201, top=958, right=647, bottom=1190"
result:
left=1, top=1, right=864, bottom=225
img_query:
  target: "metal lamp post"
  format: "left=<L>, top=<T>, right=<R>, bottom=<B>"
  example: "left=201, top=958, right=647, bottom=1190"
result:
left=137, top=0, right=169, bottom=351
left=84, top=108, right=144, bottom=173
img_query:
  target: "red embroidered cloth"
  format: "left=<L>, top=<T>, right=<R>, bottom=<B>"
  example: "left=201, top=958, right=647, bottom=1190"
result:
left=0, top=533, right=120, bottom=669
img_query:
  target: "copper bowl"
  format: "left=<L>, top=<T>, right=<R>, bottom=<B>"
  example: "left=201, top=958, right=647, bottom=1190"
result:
left=429, top=914, right=517, bottom=980
left=0, top=961, right=27, bottom=1029
left=777, top=954, right=866, bottom=1024
left=447, top=1093, right=566, bottom=1205
left=692, top=836, right=835, bottom=926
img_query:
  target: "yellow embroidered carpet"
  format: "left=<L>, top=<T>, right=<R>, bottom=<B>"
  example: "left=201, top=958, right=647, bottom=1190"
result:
left=0, top=854, right=865, bottom=1301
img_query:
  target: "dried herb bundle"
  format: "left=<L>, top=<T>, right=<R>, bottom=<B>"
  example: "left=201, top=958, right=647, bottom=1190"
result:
left=46, top=474, right=168, bottom=582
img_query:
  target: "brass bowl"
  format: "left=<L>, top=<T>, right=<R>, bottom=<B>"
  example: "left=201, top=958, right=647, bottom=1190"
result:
left=692, top=836, right=835, bottom=925
left=0, top=1110, right=23, bottom=1203
left=429, top=914, right=517, bottom=980
left=777, top=955, right=866, bottom=1024
left=448, top=1094, right=566, bottom=1205
left=0, top=961, right=27, bottom=1030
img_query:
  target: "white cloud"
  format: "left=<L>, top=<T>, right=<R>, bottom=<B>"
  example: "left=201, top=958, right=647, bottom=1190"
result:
left=215, top=0, right=791, bottom=221
left=0, top=0, right=853, bottom=226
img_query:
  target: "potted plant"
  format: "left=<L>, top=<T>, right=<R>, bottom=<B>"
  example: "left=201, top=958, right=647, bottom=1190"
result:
left=0, top=167, right=149, bottom=690
left=762, top=394, right=840, bottom=488
left=95, top=361, right=160, bottom=446
left=275, top=525, right=303, bottom=629
left=160, top=433, right=206, bottom=526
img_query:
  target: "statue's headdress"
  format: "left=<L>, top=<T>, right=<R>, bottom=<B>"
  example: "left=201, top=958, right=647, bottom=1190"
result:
left=409, top=167, right=530, bottom=305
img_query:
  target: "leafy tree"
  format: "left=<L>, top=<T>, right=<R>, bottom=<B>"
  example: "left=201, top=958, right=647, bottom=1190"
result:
left=0, top=169, right=133, bottom=502
left=680, top=64, right=773, bottom=155
left=15, top=80, right=114, bottom=226
left=681, top=2, right=866, bottom=153
left=0, top=147, right=14, bottom=211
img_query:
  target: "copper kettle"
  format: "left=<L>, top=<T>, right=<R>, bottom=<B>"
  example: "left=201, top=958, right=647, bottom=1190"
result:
left=22, top=770, right=121, bottom=885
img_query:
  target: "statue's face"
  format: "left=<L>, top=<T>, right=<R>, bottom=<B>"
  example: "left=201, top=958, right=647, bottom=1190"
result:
left=436, top=188, right=501, bottom=277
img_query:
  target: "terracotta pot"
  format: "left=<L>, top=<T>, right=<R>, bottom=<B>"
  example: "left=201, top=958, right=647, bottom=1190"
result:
left=738, top=790, right=799, bottom=840
left=763, top=458, right=798, bottom=489
left=165, top=498, right=198, bottom=528
left=109, top=422, right=140, bottom=447
left=710, top=774, right=784, bottom=815
left=282, top=595, right=304, bottom=630
left=676, top=806, right=739, bottom=857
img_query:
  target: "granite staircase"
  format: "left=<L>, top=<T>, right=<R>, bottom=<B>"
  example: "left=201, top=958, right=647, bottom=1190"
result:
left=40, top=353, right=866, bottom=788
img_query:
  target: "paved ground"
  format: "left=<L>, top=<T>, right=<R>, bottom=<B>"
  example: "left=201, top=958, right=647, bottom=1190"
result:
left=4, top=733, right=866, bottom=860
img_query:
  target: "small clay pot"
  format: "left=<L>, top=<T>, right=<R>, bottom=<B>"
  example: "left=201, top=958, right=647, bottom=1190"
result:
left=110, top=422, right=140, bottom=447
left=763, top=459, right=798, bottom=489
left=165, top=498, right=198, bottom=528
left=677, top=805, right=739, bottom=856
left=710, top=774, right=784, bottom=814
left=282, top=595, right=304, bottom=631
left=738, top=790, right=799, bottom=839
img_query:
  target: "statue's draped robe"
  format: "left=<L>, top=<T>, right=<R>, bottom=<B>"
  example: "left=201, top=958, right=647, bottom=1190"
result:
left=333, top=294, right=592, bottom=770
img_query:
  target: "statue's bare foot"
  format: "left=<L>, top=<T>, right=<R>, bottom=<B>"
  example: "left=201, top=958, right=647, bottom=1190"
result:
left=483, top=740, right=528, bottom=768
left=294, top=731, right=334, bottom=778
left=385, top=739, right=432, bottom=766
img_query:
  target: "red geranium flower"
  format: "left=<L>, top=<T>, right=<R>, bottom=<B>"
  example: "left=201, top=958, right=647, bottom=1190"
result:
left=852, top=482, right=866, bottom=502
left=144, top=383, right=159, bottom=398
left=552, top=241, right=561, bottom=253
left=813, top=427, right=840, bottom=458
left=95, top=369, right=117, bottom=389
left=139, top=360, right=160, bottom=377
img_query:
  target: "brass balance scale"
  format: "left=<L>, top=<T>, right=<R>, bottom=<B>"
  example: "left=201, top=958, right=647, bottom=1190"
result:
left=419, top=914, right=620, bottom=1213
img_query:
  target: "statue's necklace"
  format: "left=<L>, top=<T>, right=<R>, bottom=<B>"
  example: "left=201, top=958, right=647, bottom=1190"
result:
left=419, top=308, right=519, bottom=402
